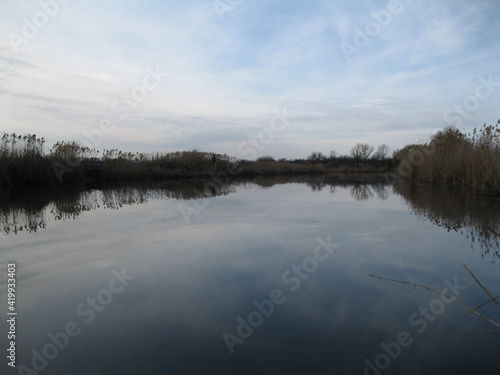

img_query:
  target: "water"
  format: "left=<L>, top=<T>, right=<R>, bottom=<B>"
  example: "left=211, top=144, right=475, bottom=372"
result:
left=1, top=176, right=499, bottom=374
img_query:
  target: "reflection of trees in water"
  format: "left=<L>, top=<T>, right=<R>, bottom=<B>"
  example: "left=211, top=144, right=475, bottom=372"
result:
left=327, top=175, right=391, bottom=201
left=348, top=182, right=389, bottom=201
left=0, top=175, right=393, bottom=235
left=248, top=174, right=391, bottom=198
left=350, top=184, right=374, bottom=201
left=393, top=182, right=500, bottom=257
left=3, top=176, right=493, bottom=259
left=249, top=174, right=392, bottom=196
left=306, top=181, right=326, bottom=192
left=372, top=183, right=389, bottom=200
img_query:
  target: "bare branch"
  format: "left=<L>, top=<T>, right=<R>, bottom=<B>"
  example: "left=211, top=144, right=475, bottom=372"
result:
left=369, top=274, right=500, bottom=329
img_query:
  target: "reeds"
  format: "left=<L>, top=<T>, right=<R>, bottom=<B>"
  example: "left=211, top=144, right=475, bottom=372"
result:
left=0, top=133, right=52, bottom=185
left=0, top=132, right=392, bottom=185
left=0, top=134, right=238, bottom=184
left=394, top=123, right=500, bottom=196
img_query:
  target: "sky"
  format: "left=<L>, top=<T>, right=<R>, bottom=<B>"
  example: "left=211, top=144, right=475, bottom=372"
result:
left=0, top=0, right=499, bottom=159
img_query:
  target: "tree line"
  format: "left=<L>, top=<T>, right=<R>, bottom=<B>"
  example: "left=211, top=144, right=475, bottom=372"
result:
left=0, top=121, right=498, bottom=197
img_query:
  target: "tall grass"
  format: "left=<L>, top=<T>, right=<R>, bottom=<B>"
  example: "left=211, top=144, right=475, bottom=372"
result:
left=0, top=132, right=392, bottom=186
left=0, top=133, right=52, bottom=185
left=0, top=134, right=242, bottom=185
left=394, top=122, right=500, bottom=196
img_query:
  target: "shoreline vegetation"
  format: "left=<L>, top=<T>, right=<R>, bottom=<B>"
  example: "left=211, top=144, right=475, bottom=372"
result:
left=393, top=122, right=499, bottom=197
left=0, top=121, right=498, bottom=196
left=0, top=134, right=391, bottom=184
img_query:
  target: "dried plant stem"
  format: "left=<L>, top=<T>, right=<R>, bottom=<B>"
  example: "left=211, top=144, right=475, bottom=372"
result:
left=472, top=294, right=500, bottom=312
left=369, top=274, right=500, bottom=330
left=462, top=264, right=500, bottom=309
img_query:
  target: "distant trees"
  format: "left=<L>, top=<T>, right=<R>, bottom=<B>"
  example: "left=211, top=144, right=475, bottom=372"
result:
left=372, top=144, right=390, bottom=160
left=257, top=155, right=275, bottom=162
left=301, top=144, right=390, bottom=164
left=350, top=143, right=374, bottom=162
left=308, top=151, right=326, bottom=163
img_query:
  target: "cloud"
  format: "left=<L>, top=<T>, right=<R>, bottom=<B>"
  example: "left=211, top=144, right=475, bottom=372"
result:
left=0, top=0, right=499, bottom=158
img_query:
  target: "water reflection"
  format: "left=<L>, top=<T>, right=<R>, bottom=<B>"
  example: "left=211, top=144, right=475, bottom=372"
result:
left=1, top=175, right=499, bottom=374
left=0, top=176, right=498, bottom=257
left=250, top=174, right=390, bottom=199
left=0, top=180, right=237, bottom=234
left=393, top=182, right=500, bottom=257
left=0, top=175, right=389, bottom=234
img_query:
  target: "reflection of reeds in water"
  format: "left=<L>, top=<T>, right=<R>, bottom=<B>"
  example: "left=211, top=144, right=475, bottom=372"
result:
left=0, top=175, right=394, bottom=235
left=0, top=186, right=52, bottom=234
left=0, top=206, right=47, bottom=235
left=393, top=182, right=500, bottom=257
left=0, top=180, right=240, bottom=235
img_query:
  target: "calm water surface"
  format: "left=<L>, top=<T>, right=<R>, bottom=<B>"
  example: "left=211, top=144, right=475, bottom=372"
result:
left=1, top=177, right=499, bottom=374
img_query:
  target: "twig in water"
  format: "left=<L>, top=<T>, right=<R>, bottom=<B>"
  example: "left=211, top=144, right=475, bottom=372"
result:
left=369, top=274, right=500, bottom=330
left=462, top=264, right=500, bottom=309
left=471, top=293, right=500, bottom=312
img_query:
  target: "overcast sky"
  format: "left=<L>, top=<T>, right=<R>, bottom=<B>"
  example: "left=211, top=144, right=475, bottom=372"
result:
left=1, top=0, right=499, bottom=159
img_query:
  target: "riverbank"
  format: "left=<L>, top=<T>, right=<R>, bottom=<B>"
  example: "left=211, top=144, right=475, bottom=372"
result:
left=393, top=123, right=500, bottom=198
left=0, top=134, right=391, bottom=186
left=1, top=122, right=498, bottom=196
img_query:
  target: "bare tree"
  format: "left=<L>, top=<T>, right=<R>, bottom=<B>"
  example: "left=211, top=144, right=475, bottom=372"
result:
left=308, top=151, right=326, bottom=163
left=372, top=144, right=390, bottom=160
left=350, top=143, right=374, bottom=161
left=329, top=150, right=338, bottom=159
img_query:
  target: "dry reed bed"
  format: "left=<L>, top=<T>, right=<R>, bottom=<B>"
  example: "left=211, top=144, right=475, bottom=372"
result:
left=393, top=123, right=500, bottom=196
